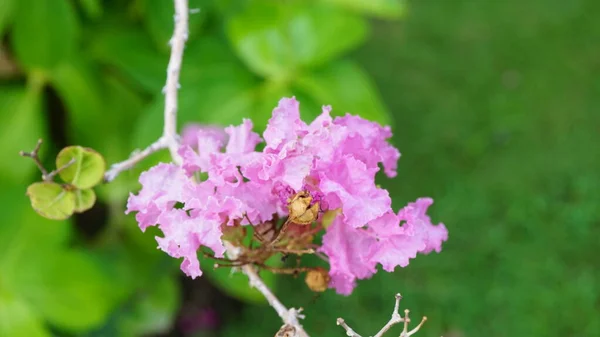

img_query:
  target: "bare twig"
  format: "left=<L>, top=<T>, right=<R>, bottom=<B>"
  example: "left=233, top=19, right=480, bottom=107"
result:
left=374, top=293, right=404, bottom=337
left=104, top=0, right=189, bottom=182
left=336, top=294, right=427, bottom=337
left=46, top=158, right=76, bottom=181
left=20, top=139, right=75, bottom=182
left=163, top=0, right=189, bottom=162
left=224, top=242, right=309, bottom=337
left=19, top=139, right=48, bottom=179
left=104, top=137, right=168, bottom=182
left=336, top=318, right=360, bottom=337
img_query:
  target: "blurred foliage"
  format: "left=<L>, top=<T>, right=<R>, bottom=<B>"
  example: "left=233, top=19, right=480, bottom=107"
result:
left=0, top=0, right=400, bottom=336
left=1, top=0, right=597, bottom=337
left=223, top=1, right=600, bottom=337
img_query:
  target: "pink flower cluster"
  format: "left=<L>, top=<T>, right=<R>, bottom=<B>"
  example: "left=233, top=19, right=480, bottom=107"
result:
left=126, top=97, right=448, bottom=295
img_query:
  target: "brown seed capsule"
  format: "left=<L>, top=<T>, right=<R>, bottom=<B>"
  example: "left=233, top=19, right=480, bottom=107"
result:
left=287, top=191, right=319, bottom=225
left=305, top=267, right=330, bottom=292
left=274, top=324, right=296, bottom=337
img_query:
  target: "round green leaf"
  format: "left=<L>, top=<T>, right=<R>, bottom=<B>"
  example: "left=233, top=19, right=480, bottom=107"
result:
left=56, top=146, right=106, bottom=189
left=73, top=188, right=96, bottom=213
left=26, top=182, right=75, bottom=220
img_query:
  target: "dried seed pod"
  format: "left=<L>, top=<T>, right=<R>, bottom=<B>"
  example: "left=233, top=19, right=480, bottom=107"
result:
left=274, top=324, right=296, bottom=337
left=287, top=191, right=319, bottom=225
left=305, top=267, right=330, bottom=292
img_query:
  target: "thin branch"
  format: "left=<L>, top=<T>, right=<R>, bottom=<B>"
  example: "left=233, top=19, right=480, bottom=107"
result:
left=104, top=0, right=189, bottom=181
left=374, top=293, right=404, bottom=337
left=104, top=137, right=168, bottom=182
left=336, top=294, right=427, bottom=337
left=20, top=139, right=75, bottom=182
left=336, top=318, right=360, bottom=337
left=46, top=158, right=76, bottom=181
left=163, top=0, right=189, bottom=163
left=19, top=139, right=48, bottom=179
left=224, top=242, right=309, bottom=337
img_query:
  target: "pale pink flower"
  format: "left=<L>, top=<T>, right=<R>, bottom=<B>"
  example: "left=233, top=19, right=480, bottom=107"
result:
left=127, top=97, right=447, bottom=289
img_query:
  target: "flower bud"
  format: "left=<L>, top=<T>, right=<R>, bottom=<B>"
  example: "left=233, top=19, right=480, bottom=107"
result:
left=305, top=267, right=330, bottom=292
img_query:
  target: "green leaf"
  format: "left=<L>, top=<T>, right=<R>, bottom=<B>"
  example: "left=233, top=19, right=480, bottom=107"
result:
left=294, top=61, right=391, bottom=125
left=50, top=59, right=107, bottom=144
left=0, top=180, right=71, bottom=259
left=11, top=0, right=79, bottom=70
left=133, top=56, right=257, bottom=148
left=0, top=183, right=114, bottom=335
left=89, top=27, right=166, bottom=92
left=0, top=82, right=45, bottom=181
left=78, top=0, right=103, bottom=19
left=321, top=0, right=405, bottom=19
left=73, top=188, right=96, bottom=213
left=17, top=251, right=115, bottom=332
left=143, top=0, right=206, bottom=51
left=56, top=146, right=106, bottom=189
left=92, top=74, right=147, bottom=201
left=117, top=274, right=180, bottom=337
left=227, top=2, right=367, bottom=79
left=0, top=294, right=50, bottom=337
left=0, top=0, right=16, bottom=37
left=26, top=182, right=75, bottom=220
left=49, top=58, right=138, bottom=171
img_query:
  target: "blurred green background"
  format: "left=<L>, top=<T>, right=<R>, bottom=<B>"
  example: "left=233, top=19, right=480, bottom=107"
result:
left=1, top=0, right=598, bottom=336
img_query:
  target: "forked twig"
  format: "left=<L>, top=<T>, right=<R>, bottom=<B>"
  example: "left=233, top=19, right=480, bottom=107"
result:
left=337, top=294, right=427, bottom=337
left=20, top=139, right=76, bottom=182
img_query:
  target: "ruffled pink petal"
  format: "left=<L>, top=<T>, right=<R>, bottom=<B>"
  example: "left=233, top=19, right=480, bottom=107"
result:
left=321, top=216, right=377, bottom=295
left=206, top=154, right=243, bottom=187
left=319, top=156, right=391, bottom=228
left=155, top=210, right=225, bottom=279
left=179, top=128, right=226, bottom=175
left=279, top=154, right=313, bottom=191
left=397, top=198, right=448, bottom=254
left=126, top=163, right=195, bottom=230
left=182, top=124, right=228, bottom=148
left=368, top=211, right=425, bottom=271
left=225, top=119, right=262, bottom=154
left=333, top=114, right=400, bottom=177
left=369, top=198, right=448, bottom=272
left=263, top=97, right=307, bottom=151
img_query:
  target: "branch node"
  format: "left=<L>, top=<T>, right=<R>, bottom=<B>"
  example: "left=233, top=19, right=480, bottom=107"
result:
left=338, top=294, right=427, bottom=337
left=20, top=139, right=49, bottom=180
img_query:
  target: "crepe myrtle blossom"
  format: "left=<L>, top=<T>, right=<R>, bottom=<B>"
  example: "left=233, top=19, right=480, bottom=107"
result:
left=126, top=97, right=448, bottom=295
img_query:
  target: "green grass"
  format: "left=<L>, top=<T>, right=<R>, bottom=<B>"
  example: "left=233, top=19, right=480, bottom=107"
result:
left=223, top=0, right=600, bottom=336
